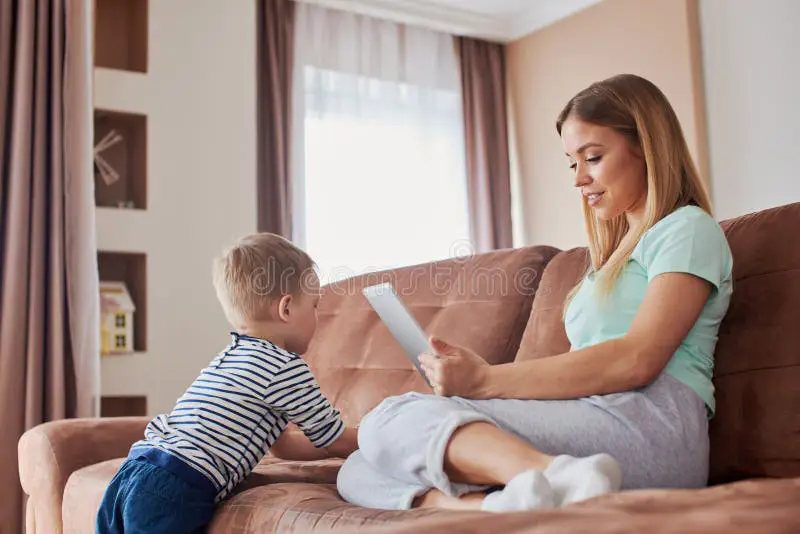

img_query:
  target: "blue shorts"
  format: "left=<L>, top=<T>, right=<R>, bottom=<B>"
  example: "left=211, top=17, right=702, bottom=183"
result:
left=96, top=449, right=217, bottom=534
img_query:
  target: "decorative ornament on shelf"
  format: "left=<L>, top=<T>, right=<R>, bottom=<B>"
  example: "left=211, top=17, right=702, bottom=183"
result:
left=100, top=281, right=136, bottom=355
left=94, top=128, right=124, bottom=186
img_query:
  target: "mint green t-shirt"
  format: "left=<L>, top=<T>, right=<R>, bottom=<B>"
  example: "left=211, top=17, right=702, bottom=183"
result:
left=564, top=205, right=733, bottom=417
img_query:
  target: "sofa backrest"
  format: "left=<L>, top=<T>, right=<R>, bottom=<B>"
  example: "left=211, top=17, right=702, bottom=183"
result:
left=305, top=245, right=560, bottom=425
left=710, top=202, right=800, bottom=483
left=514, top=247, right=589, bottom=361
left=515, top=202, right=800, bottom=483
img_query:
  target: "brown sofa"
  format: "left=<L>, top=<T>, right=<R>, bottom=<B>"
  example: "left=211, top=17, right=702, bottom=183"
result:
left=19, top=202, right=800, bottom=534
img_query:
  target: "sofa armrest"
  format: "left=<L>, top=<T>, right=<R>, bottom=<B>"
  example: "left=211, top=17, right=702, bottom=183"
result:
left=18, top=416, right=149, bottom=534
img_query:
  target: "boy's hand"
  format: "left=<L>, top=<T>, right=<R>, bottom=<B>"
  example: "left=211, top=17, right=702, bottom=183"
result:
left=324, top=427, right=359, bottom=459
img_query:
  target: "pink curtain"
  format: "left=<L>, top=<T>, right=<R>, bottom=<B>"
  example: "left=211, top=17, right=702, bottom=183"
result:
left=456, top=36, right=513, bottom=252
left=0, top=0, right=98, bottom=531
left=256, top=0, right=295, bottom=237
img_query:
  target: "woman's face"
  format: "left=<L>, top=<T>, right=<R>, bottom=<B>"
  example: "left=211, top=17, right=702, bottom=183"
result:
left=560, top=117, right=648, bottom=225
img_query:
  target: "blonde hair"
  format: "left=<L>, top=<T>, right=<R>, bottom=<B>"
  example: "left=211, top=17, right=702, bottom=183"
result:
left=212, top=233, right=316, bottom=326
left=556, top=74, right=713, bottom=312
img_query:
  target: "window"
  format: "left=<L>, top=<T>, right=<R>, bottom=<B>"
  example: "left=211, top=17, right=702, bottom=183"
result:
left=115, top=313, right=126, bottom=328
left=300, top=67, right=470, bottom=284
left=115, top=335, right=126, bottom=348
left=292, top=4, right=471, bottom=286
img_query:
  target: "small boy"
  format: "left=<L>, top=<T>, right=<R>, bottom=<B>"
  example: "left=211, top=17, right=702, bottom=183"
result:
left=96, top=233, right=359, bottom=534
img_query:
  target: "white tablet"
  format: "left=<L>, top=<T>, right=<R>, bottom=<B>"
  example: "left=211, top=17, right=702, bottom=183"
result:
left=362, top=283, right=434, bottom=387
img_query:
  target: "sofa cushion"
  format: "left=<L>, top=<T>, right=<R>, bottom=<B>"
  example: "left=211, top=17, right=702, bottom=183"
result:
left=305, top=246, right=560, bottom=424
left=208, top=483, right=466, bottom=533
left=62, top=456, right=471, bottom=534
left=350, top=477, right=800, bottom=534
left=515, top=247, right=589, bottom=361
left=63, top=455, right=379, bottom=534
left=62, top=456, right=800, bottom=534
left=63, top=459, right=123, bottom=534
left=710, top=202, right=800, bottom=483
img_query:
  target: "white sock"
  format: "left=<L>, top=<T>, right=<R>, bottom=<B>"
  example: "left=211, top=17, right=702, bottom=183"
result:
left=480, top=469, right=555, bottom=512
left=544, top=454, right=622, bottom=506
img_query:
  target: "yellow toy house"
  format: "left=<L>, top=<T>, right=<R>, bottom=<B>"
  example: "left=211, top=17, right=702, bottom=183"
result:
left=100, top=281, right=136, bottom=355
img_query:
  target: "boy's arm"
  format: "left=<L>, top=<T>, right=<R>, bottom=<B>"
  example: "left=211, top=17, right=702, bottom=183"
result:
left=264, top=359, right=357, bottom=459
left=270, top=425, right=358, bottom=461
left=322, top=426, right=358, bottom=458
left=270, top=425, right=329, bottom=460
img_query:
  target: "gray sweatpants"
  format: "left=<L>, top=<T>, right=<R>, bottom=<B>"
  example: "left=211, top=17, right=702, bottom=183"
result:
left=337, top=372, right=709, bottom=510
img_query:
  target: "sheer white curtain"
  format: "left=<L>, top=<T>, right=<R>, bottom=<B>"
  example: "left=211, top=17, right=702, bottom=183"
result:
left=292, top=3, right=471, bottom=284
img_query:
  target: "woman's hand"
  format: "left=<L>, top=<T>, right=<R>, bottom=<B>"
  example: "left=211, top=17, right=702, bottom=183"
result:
left=418, top=337, right=491, bottom=399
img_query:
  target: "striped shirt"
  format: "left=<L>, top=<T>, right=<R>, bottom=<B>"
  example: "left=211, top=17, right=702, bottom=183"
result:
left=130, top=333, right=345, bottom=502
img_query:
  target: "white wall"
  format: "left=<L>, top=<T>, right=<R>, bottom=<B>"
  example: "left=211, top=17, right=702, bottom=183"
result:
left=699, top=0, right=800, bottom=220
left=98, top=0, right=257, bottom=415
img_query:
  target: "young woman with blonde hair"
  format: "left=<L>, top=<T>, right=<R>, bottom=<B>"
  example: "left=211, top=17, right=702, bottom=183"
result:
left=337, top=74, right=733, bottom=512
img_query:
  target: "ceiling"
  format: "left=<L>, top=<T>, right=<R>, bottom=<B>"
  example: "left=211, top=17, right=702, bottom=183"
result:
left=296, top=0, right=604, bottom=42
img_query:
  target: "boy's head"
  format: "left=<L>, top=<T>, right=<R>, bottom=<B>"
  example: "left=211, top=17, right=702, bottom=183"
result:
left=212, top=233, right=321, bottom=354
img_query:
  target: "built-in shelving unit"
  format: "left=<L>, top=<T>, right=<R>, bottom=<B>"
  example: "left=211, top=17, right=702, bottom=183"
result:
left=95, top=0, right=150, bottom=415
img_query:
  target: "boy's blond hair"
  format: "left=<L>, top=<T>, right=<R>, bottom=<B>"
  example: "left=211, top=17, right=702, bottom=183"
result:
left=212, top=233, right=316, bottom=327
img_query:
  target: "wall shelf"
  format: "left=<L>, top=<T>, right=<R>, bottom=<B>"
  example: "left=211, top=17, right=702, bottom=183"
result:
left=98, top=251, right=147, bottom=352
left=95, top=0, right=148, bottom=73
left=94, top=109, right=147, bottom=210
left=94, top=68, right=149, bottom=113
left=101, top=395, right=147, bottom=417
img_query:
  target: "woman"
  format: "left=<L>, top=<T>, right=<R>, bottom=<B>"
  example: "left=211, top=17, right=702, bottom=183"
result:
left=337, top=74, right=733, bottom=512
